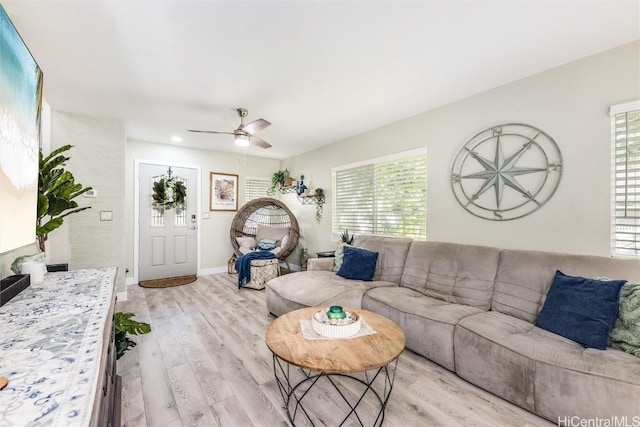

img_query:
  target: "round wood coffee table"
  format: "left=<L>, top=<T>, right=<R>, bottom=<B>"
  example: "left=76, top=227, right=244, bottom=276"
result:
left=265, top=307, right=405, bottom=426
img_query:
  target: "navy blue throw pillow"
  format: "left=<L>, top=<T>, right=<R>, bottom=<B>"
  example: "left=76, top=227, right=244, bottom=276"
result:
left=336, top=246, right=378, bottom=281
left=535, top=270, right=626, bottom=350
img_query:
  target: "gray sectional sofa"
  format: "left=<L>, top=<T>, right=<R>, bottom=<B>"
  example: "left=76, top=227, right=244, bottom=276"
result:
left=265, top=235, right=640, bottom=423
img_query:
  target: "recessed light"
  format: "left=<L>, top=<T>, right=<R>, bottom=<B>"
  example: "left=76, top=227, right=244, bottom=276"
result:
left=170, top=135, right=182, bottom=143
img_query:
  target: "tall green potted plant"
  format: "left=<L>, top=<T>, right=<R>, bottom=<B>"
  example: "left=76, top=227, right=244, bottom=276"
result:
left=36, top=145, right=93, bottom=252
left=35, top=145, right=151, bottom=356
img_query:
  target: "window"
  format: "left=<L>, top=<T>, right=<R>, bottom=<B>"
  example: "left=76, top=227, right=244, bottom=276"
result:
left=244, top=176, right=270, bottom=204
left=332, top=148, right=427, bottom=239
left=611, top=101, right=640, bottom=257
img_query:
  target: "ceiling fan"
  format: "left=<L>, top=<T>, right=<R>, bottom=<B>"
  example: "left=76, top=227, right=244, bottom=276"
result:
left=188, top=108, right=272, bottom=149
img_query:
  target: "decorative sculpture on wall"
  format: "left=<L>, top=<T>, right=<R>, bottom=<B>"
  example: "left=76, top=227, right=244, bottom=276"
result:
left=451, top=123, right=563, bottom=221
left=297, top=174, right=308, bottom=196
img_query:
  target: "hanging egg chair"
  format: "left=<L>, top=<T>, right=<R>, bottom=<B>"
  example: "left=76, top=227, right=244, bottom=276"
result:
left=229, top=197, right=300, bottom=260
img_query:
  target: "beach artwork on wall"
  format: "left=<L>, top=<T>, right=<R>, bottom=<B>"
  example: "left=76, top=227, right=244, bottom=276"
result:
left=0, top=5, right=43, bottom=253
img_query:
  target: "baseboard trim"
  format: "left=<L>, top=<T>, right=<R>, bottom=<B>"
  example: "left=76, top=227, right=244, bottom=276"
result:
left=199, top=266, right=228, bottom=276
left=116, top=291, right=128, bottom=302
left=126, top=277, right=137, bottom=286
left=287, top=263, right=301, bottom=272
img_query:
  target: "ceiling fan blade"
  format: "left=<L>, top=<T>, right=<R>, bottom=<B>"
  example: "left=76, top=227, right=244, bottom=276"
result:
left=250, top=135, right=272, bottom=149
left=241, top=118, right=271, bottom=135
left=187, top=129, right=234, bottom=135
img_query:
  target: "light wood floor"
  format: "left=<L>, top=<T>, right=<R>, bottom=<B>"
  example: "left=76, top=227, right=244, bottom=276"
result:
left=116, top=273, right=553, bottom=427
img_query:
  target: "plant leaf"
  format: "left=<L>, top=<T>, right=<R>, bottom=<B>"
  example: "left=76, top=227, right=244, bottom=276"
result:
left=37, top=217, right=64, bottom=236
left=115, top=312, right=152, bottom=335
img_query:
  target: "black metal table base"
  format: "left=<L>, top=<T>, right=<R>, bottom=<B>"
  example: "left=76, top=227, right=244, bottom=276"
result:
left=272, top=355, right=399, bottom=426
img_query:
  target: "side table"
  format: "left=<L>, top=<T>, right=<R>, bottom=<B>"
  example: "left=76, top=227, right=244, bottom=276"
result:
left=266, top=307, right=405, bottom=426
left=316, top=250, right=335, bottom=258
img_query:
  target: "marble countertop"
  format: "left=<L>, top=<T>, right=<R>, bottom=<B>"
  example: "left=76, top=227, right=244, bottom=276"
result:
left=0, top=268, right=116, bottom=427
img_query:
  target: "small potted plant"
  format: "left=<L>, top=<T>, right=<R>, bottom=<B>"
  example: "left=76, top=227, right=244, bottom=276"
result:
left=340, top=229, right=354, bottom=245
left=267, top=170, right=286, bottom=195
left=314, top=188, right=325, bottom=223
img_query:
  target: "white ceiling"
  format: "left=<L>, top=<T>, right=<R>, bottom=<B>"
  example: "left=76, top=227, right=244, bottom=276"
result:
left=3, top=0, right=639, bottom=160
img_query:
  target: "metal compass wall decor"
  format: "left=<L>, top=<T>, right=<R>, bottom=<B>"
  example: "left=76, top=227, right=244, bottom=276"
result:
left=451, top=123, right=563, bottom=221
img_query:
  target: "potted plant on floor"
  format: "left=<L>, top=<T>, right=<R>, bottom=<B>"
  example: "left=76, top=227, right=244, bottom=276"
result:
left=9, top=145, right=94, bottom=277
left=115, top=312, right=151, bottom=359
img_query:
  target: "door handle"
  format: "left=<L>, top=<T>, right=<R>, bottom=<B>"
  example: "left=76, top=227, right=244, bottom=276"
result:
left=190, top=226, right=197, bottom=230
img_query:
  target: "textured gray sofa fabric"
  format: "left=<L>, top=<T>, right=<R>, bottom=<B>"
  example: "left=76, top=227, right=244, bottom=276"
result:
left=363, top=287, right=483, bottom=371
left=266, top=235, right=412, bottom=316
left=454, top=312, right=537, bottom=412
left=493, top=249, right=640, bottom=323
left=534, top=348, right=640, bottom=421
left=265, top=270, right=396, bottom=317
left=264, top=236, right=640, bottom=423
left=455, top=310, right=640, bottom=420
left=352, top=235, right=412, bottom=283
left=401, top=241, right=501, bottom=310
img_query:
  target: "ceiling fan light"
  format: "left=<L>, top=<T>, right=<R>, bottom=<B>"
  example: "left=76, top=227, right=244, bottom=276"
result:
left=234, top=134, right=250, bottom=147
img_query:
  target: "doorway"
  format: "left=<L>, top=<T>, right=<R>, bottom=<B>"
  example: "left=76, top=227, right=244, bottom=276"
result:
left=137, top=162, right=199, bottom=281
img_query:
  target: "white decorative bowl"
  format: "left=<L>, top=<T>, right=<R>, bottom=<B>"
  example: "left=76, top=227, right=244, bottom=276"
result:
left=312, top=307, right=362, bottom=338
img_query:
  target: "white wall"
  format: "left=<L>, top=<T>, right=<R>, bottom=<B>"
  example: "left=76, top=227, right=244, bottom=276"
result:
left=34, top=41, right=639, bottom=285
left=47, top=111, right=127, bottom=289
left=281, top=41, right=640, bottom=259
left=125, top=140, right=280, bottom=279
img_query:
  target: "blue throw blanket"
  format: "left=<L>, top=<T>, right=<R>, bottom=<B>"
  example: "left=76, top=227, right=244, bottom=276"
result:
left=236, top=251, right=276, bottom=289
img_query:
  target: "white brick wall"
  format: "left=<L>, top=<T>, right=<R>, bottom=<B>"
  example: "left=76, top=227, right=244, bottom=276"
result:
left=47, top=111, right=126, bottom=291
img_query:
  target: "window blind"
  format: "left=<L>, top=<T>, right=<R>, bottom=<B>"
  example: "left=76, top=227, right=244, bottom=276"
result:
left=332, top=149, right=427, bottom=239
left=244, top=177, right=270, bottom=204
left=611, top=103, right=640, bottom=257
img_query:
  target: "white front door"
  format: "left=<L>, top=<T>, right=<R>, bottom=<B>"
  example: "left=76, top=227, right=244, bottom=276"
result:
left=138, top=163, right=198, bottom=281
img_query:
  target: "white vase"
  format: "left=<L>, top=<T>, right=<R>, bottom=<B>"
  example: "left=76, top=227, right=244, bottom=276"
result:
left=21, top=261, right=46, bottom=285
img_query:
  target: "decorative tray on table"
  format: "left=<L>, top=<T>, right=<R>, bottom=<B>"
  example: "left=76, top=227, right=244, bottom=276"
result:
left=312, top=305, right=362, bottom=338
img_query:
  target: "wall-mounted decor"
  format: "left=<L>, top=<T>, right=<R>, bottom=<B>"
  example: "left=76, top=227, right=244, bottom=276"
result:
left=151, top=166, right=186, bottom=212
left=210, top=172, right=238, bottom=211
left=451, top=123, right=562, bottom=221
left=0, top=5, right=43, bottom=253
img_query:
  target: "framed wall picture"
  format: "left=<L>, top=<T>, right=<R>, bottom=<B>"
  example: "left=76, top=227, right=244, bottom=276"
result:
left=210, top=172, right=239, bottom=211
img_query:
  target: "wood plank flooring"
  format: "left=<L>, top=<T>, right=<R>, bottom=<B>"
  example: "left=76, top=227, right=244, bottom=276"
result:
left=116, top=274, right=553, bottom=427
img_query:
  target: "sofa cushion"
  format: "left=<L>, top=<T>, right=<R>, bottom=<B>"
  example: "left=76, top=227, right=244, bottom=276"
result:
left=265, top=270, right=397, bottom=316
left=337, top=246, right=378, bottom=281
left=401, top=241, right=500, bottom=310
left=257, top=238, right=279, bottom=250
left=256, top=225, right=290, bottom=243
left=455, top=311, right=640, bottom=419
left=236, top=236, right=256, bottom=250
left=535, top=271, right=625, bottom=350
left=454, top=311, right=537, bottom=412
left=332, top=243, right=351, bottom=272
left=609, top=282, right=640, bottom=356
left=352, top=235, right=412, bottom=284
left=363, top=287, right=483, bottom=371
left=493, top=249, right=640, bottom=323
left=534, top=344, right=640, bottom=421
